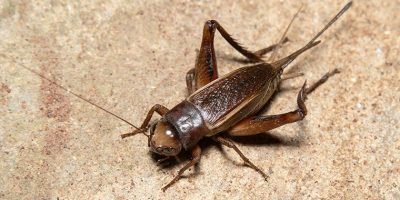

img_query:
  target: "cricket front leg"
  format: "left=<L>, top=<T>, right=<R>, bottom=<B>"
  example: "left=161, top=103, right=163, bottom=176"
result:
left=162, top=145, right=202, bottom=192
left=213, top=136, right=269, bottom=181
left=121, top=104, right=169, bottom=138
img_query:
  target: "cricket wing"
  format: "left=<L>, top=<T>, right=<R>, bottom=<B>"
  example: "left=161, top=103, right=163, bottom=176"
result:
left=188, top=63, right=280, bottom=133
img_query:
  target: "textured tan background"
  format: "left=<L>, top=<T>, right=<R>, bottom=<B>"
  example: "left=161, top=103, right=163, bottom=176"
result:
left=0, top=0, right=399, bottom=199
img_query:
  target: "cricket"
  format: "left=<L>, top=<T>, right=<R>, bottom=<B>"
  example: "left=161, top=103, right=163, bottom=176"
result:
left=17, top=1, right=352, bottom=192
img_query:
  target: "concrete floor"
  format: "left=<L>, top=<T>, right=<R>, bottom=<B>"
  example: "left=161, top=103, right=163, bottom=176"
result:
left=0, top=0, right=399, bottom=199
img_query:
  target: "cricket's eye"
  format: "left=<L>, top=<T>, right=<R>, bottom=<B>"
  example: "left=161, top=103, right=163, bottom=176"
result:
left=150, top=120, right=182, bottom=156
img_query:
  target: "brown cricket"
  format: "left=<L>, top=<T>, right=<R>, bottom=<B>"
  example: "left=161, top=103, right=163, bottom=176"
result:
left=118, top=1, right=353, bottom=191
left=17, top=1, right=352, bottom=192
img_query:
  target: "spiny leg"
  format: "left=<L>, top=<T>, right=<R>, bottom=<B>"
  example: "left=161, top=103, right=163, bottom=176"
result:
left=194, top=20, right=288, bottom=90
left=253, top=37, right=289, bottom=58
left=194, top=20, right=220, bottom=89
left=227, top=69, right=338, bottom=136
left=230, top=4, right=302, bottom=63
left=162, top=145, right=202, bottom=192
left=229, top=37, right=290, bottom=64
left=121, top=104, right=169, bottom=138
left=213, top=136, right=269, bottom=181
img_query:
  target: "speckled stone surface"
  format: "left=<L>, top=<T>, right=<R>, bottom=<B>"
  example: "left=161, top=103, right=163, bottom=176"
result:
left=0, top=0, right=399, bottom=199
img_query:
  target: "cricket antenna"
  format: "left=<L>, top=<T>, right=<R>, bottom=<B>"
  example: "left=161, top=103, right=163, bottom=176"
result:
left=8, top=58, right=146, bottom=137
left=272, top=1, right=353, bottom=70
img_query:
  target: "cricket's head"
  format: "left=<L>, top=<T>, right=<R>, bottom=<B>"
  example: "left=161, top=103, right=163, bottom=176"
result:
left=149, top=119, right=182, bottom=156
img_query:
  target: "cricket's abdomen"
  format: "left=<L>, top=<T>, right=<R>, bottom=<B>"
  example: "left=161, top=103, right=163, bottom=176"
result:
left=188, top=63, right=281, bottom=134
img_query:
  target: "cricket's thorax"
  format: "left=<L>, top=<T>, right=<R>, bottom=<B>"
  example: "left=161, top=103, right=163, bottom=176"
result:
left=164, top=100, right=210, bottom=150
left=188, top=63, right=281, bottom=134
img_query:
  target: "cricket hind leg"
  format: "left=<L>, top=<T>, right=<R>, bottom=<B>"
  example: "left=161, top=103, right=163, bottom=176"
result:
left=234, top=4, right=304, bottom=64
left=213, top=136, right=269, bottom=181
left=193, top=4, right=303, bottom=89
left=227, top=69, right=338, bottom=136
left=230, top=38, right=289, bottom=64
left=193, top=20, right=289, bottom=90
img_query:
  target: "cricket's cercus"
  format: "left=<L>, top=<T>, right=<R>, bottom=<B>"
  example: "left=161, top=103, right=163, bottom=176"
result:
left=120, top=1, right=353, bottom=191
left=15, top=1, right=352, bottom=192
